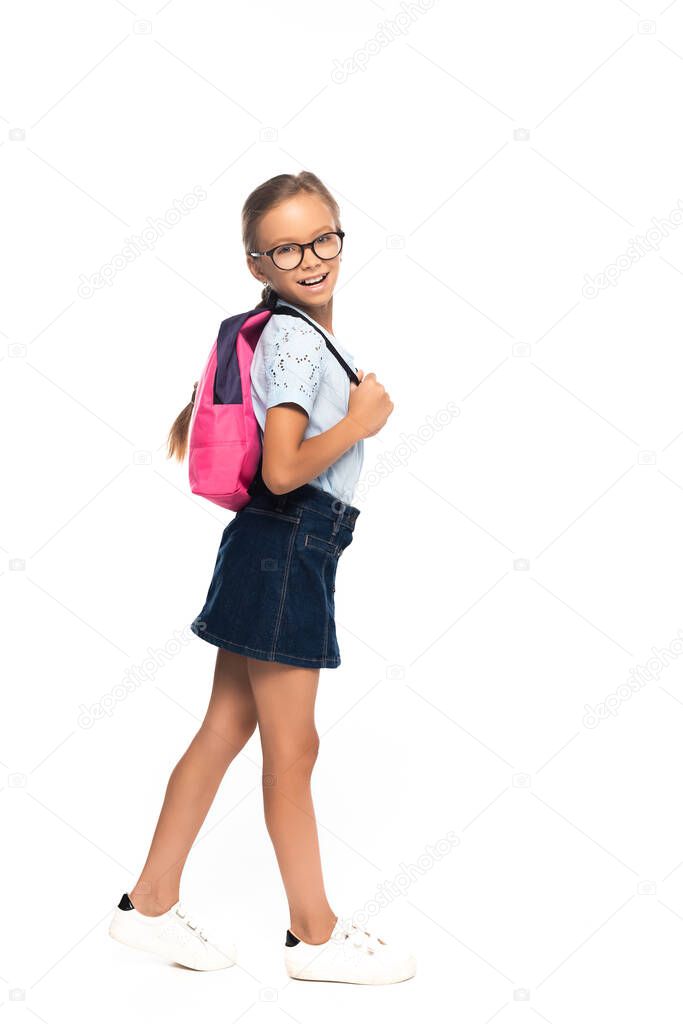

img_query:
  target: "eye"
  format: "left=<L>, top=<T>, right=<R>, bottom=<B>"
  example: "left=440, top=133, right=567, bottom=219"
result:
left=275, top=244, right=295, bottom=255
left=316, top=234, right=332, bottom=243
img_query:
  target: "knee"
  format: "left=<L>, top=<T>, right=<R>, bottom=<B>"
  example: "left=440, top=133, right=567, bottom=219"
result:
left=235, top=715, right=259, bottom=752
left=237, top=716, right=259, bottom=749
left=266, top=730, right=320, bottom=777
left=300, top=731, right=320, bottom=771
left=201, top=714, right=258, bottom=760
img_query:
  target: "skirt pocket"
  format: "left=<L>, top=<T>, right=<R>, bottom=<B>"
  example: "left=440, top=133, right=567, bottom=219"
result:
left=304, top=533, right=340, bottom=556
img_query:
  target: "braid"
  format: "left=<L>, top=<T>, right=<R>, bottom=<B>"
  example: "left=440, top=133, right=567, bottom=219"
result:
left=256, top=282, right=280, bottom=311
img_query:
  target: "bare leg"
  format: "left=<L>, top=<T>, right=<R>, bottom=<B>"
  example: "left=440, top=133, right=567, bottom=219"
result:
left=247, top=657, right=337, bottom=945
left=129, top=649, right=258, bottom=916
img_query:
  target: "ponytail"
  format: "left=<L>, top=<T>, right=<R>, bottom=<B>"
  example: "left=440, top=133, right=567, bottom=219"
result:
left=166, top=380, right=198, bottom=463
left=254, top=282, right=281, bottom=311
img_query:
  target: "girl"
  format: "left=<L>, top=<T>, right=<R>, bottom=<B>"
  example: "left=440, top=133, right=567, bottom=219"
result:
left=108, top=172, right=416, bottom=985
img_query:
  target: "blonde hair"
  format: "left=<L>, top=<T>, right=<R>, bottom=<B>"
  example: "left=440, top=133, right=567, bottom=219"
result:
left=166, top=170, right=342, bottom=462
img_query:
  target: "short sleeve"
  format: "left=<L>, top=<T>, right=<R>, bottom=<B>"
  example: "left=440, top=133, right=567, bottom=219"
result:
left=262, top=315, right=325, bottom=418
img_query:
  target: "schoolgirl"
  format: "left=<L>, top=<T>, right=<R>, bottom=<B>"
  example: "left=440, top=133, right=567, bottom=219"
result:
left=108, top=171, right=415, bottom=985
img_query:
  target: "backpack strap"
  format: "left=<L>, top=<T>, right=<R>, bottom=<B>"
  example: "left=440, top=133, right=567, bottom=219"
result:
left=214, top=309, right=264, bottom=405
left=214, top=301, right=361, bottom=407
left=272, top=304, right=361, bottom=387
left=246, top=303, right=361, bottom=498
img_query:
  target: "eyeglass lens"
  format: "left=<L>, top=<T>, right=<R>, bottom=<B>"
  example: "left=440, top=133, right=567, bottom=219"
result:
left=271, top=233, right=342, bottom=270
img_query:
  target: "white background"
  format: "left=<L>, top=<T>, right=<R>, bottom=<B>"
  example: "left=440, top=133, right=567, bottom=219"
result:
left=3, top=0, right=683, bottom=1019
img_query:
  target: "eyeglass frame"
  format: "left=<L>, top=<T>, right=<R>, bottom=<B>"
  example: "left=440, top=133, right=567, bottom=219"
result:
left=248, top=229, right=345, bottom=270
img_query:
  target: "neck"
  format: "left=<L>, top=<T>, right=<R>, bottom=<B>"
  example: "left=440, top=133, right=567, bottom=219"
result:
left=281, top=295, right=334, bottom=336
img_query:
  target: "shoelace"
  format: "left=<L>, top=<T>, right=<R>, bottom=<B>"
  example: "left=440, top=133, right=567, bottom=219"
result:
left=174, top=904, right=209, bottom=943
left=334, top=920, right=386, bottom=956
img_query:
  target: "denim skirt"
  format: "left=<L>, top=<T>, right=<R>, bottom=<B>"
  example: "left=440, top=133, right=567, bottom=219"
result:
left=190, top=481, right=361, bottom=669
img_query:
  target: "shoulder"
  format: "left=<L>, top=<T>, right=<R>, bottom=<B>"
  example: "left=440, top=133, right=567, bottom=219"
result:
left=259, top=312, right=326, bottom=366
left=261, top=311, right=322, bottom=344
left=257, top=312, right=328, bottom=409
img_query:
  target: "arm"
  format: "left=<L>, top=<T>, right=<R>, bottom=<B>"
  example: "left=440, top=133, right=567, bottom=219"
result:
left=262, top=403, right=364, bottom=495
left=258, top=313, right=364, bottom=494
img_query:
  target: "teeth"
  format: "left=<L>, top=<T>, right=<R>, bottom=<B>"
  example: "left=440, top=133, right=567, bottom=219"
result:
left=299, top=274, right=326, bottom=285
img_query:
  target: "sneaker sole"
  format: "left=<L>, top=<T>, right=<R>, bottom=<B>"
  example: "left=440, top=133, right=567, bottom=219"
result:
left=285, top=960, right=416, bottom=984
left=109, top=918, right=237, bottom=971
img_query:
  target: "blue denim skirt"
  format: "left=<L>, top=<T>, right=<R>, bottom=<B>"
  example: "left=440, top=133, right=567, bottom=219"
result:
left=190, top=481, right=361, bottom=669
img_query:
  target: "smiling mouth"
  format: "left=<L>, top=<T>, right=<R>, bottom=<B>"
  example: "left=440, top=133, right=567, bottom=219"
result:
left=297, top=272, right=329, bottom=286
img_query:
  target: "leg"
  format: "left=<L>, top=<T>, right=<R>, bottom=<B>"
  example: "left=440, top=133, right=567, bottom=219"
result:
left=130, top=648, right=258, bottom=915
left=247, top=657, right=337, bottom=945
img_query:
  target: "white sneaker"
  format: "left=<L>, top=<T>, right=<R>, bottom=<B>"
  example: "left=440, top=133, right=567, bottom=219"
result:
left=284, top=914, right=416, bottom=985
left=108, top=892, right=237, bottom=971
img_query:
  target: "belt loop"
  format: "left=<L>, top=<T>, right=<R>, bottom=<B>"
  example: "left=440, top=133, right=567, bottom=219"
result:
left=331, top=497, right=345, bottom=536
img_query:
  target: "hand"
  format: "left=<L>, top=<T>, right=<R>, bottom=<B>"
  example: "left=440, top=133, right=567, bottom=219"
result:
left=347, top=369, right=394, bottom=439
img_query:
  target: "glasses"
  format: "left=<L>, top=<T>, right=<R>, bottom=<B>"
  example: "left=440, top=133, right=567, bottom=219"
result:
left=249, top=230, right=345, bottom=271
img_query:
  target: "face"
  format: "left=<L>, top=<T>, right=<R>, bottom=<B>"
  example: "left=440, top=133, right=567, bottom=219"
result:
left=247, top=192, right=342, bottom=314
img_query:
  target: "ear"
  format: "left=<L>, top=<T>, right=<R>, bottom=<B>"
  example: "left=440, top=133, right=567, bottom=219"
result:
left=246, top=255, right=267, bottom=285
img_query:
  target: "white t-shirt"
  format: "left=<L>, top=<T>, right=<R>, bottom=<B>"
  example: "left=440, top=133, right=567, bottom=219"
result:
left=249, top=297, right=364, bottom=505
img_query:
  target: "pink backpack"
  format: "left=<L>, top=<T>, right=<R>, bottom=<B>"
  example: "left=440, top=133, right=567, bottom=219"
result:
left=187, top=295, right=360, bottom=510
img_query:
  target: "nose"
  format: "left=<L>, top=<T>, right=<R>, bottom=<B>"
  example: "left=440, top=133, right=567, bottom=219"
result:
left=298, top=242, right=322, bottom=269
